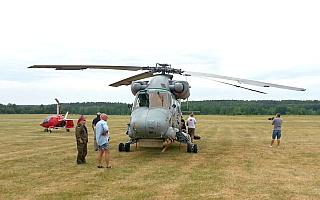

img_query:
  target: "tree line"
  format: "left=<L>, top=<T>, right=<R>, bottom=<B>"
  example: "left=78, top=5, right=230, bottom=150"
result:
left=1, top=100, right=320, bottom=115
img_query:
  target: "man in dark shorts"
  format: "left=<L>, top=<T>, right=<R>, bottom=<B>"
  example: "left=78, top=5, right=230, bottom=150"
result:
left=269, top=113, right=283, bottom=148
left=187, top=112, right=196, bottom=143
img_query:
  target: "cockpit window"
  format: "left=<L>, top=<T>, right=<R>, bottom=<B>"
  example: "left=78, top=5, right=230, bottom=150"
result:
left=134, top=90, right=170, bottom=109
left=134, top=92, right=149, bottom=108
left=149, top=92, right=169, bottom=108
left=41, top=116, right=51, bottom=124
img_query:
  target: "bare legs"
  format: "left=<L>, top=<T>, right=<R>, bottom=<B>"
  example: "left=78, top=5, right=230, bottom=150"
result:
left=98, top=149, right=110, bottom=167
left=270, top=139, right=281, bottom=147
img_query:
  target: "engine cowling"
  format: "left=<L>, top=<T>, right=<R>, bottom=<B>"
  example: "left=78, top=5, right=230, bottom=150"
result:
left=169, top=81, right=190, bottom=99
left=131, top=81, right=148, bottom=95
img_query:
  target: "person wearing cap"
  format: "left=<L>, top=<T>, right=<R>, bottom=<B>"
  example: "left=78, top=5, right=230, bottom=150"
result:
left=187, top=112, right=196, bottom=143
left=92, top=112, right=101, bottom=151
left=75, top=115, right=88, bottom=164
left=95, top=113, right=111, bottom=168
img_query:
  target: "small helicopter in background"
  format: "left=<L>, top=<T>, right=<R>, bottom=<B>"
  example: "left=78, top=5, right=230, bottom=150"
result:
left=29, top=63, right=306, bottom=152
left=40, top=98, right=74, bottom=133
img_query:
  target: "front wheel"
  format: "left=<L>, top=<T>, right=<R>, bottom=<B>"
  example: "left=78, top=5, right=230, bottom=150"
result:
left=119, top=143, right=124, bottom=151
left=124, top=143, right=130, bottom=152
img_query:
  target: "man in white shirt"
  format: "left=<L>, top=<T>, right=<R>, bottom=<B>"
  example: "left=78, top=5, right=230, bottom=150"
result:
left=187, top=112, right=196, bottom=143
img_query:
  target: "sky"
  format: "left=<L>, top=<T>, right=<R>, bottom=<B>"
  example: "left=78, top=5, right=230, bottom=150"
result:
left=1, top=0, right=319, bottom=105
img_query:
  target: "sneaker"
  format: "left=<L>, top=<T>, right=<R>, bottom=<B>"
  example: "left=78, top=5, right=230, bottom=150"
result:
left=269, top=145, right=273, bottom=148
left=97, top=166, right=104, bottom=168
left=106, top=166, right=112, bottom=169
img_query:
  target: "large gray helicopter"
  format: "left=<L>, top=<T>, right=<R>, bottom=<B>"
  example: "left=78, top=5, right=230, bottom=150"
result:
left=29, top=63, right=306, bottom=153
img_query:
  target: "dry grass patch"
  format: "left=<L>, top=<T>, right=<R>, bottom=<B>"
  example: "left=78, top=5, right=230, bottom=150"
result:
left=0, top=114, right=319, bottom=199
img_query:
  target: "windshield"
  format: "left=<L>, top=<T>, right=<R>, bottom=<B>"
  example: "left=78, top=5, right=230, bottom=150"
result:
left=41, top=116, right=51, bottom=124
left=134, top=91, right=170, bottom=109
left=134, top=92, right=149, bottom=108
left=149, top=92, right=169, bottom=108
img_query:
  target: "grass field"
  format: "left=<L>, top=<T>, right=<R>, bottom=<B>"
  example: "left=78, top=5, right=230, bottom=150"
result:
left=0, top=114, right=319, bottom=200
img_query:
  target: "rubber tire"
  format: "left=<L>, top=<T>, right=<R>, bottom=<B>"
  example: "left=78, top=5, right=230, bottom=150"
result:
left=119, top=143, right=124, bottom=151
left=66, top=129, right=70, bottom=132
left=124, top=143, right=130, bottom=152
left=187, top=143, right=192, bottom=153
left=193, top=144, right=198, bottom=153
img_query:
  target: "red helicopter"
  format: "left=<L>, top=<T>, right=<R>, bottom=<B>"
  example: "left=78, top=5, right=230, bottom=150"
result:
left=40, top=98, right=75, bottom=133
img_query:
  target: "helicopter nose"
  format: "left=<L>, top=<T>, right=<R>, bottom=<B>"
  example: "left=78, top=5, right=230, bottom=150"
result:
left=129, top=109, right=169, bottom=138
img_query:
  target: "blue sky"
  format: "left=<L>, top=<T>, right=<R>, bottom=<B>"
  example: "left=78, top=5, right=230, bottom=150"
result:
left=1, top=0, right=319, bottom=105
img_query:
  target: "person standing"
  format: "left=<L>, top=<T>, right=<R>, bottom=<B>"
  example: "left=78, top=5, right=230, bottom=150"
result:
left=95, top=113, right=111, bottom=168
left=187, top=112, right=196, bottom=143
left=92, top=112, right=101, bottom=151
left=269, top=113, right=283, bottom=148
left=75, top=115, right=88, bottom=164
left=181, top=115, right=186, bottom=131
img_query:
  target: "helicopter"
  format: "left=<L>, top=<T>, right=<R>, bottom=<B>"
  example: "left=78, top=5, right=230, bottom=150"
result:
left=29, top=63, right=306, bottom=152
left=39, top=98, right=75, bottom=133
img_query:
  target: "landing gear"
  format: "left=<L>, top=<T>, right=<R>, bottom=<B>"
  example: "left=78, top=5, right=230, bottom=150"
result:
left=177, top=132, right=198, bottom=153
left=187, top=143, right=198, bottom=153
left=187, top=143, right=192, bottom=153
left=119, top=143, right=131, bottom=152
left=44, top=128, right=52, bottom=133
left=193, top=144, right=198, bottom=153
left=124, top=143, right=130, bottom=152
left=119, top=143, right=124, bottom=151
left=66, top=129, right=70, bottom=132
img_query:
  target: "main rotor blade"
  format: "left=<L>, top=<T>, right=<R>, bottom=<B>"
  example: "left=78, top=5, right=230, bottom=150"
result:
left=28, top=65, right=144, bottom=71
left=212, top=80, right=267, bottom=94
left=184, top=71, right=306, bottom=91
left=109, top=72, right=154, bottom=87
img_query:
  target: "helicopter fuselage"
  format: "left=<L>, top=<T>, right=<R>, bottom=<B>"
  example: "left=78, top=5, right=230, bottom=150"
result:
left=127, top=74, right=188, bottom=141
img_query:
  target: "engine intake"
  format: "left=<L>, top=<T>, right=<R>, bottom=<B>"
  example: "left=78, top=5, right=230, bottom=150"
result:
left=169, top=81, right=190, bottom=99
left=131, top=81, right=148, bottom=95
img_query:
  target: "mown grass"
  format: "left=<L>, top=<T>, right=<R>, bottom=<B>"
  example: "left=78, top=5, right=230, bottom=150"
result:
left=0, top=114, right=319, bottom=199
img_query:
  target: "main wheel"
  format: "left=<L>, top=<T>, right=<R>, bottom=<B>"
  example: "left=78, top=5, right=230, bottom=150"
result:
left=44, top=128, right=48, bottom=132
left=124, top=143, right=130, bottom=152
left=193, top=144, right=198, bottom=153
left=187, top=143, right=192, bottom=153
left=119, top=143, right=124, bottom=151
left=66, top=129, right=70, bottom=132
